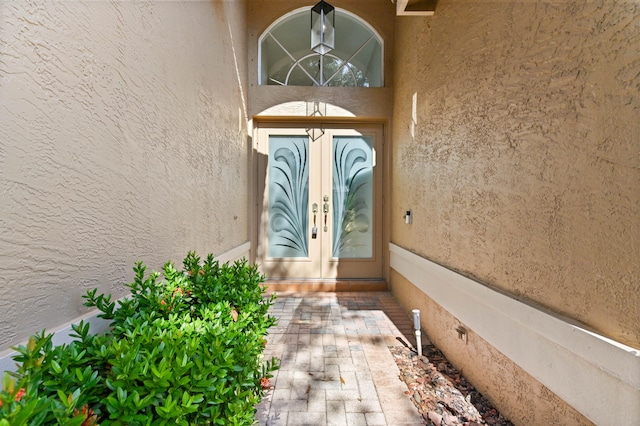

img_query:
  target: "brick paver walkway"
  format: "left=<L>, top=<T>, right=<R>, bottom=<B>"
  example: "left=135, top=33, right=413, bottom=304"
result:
left=256, top=292, right=425, bottom=426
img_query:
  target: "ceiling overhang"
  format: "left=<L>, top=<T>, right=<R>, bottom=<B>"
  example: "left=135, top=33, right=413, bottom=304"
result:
left=395, top=0, right=437, bottom=16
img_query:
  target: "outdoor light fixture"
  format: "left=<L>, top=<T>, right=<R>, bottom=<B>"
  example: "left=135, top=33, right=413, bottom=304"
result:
left=311, top=0, right=335, bottom=55
left=413, top=309, right=423, bottom=357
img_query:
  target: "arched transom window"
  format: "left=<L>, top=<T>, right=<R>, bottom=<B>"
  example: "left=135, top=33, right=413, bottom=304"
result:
left=259, top=8, right=383, bottom=87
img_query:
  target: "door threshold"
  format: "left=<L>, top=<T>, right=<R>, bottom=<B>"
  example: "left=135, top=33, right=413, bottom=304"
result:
left=263, top=279, right=388, bottom=293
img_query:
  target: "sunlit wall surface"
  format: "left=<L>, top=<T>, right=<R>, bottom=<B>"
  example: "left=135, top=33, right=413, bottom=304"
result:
left=392, top=1, right=639, bottom=424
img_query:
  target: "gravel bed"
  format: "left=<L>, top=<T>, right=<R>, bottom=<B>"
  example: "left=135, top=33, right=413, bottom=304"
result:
left=391, top=343, right=514, bottom=426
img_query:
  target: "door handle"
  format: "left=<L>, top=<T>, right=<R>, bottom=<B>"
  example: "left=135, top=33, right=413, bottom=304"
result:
left=323, top=196, right=329, bottom=232
left=312, top=203, right=318, bottom=238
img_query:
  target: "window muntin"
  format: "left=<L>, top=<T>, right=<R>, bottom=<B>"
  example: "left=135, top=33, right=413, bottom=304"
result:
left=259, top=8, right=383, bottom=87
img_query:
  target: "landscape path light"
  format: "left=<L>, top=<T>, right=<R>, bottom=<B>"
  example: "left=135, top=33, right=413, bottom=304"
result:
left=413, top=309, right=422, bottom=357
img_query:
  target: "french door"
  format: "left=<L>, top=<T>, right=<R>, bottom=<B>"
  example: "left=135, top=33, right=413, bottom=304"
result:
left=256, top=123, right=383, bottom=279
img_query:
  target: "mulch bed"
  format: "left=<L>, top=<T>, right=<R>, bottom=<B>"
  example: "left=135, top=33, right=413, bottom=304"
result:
left=390, top=343, right=514, bottom=426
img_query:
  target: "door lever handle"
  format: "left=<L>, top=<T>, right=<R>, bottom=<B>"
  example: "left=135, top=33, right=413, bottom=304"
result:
left=323, top=196, right=329, bottom=232
left=312, top=203, right=318, bottom=238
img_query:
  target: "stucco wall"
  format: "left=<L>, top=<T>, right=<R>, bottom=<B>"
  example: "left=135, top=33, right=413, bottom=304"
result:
left=0, top=0, right=250, bottom=353
left=392, top=0, right=639, bottom=351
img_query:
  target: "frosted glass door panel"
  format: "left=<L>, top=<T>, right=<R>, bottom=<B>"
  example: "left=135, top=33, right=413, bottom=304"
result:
left=332, top=136, right=373, bottom=258
left=256, top=124, right=382, bottom=280
left=268, top=136, right=309, bottom=258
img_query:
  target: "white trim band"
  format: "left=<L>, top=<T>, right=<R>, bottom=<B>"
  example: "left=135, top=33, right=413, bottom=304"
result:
left=215, top=241, right=251, bottom=264
left=390, top=243, right=640, bottom=426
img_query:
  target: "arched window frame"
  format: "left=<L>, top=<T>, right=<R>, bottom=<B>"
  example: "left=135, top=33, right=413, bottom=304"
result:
left=258, top=7, right=384, bottom=87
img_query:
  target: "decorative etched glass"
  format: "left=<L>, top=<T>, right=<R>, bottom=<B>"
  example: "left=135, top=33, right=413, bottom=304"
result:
left=332, top=136, right=373, bottom=258
left=268, top=136, right=309, bottom=258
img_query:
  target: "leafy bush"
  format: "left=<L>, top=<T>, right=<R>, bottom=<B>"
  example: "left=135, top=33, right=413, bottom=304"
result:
left=0, top=253, right=278, bottom=425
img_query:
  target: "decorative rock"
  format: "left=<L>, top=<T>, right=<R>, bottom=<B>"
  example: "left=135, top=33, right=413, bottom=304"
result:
left=390, top=345, right=514, bottom=426
left=428, top=411, right=443, bottom=426
left=443, top=414, right=461, bottom=425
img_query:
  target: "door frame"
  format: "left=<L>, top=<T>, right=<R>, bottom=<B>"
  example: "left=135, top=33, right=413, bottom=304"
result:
left=250, top=116, right=391, bottom=283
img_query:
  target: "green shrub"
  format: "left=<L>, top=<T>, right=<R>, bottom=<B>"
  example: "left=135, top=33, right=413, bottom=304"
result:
left=0, top=252, right=278, bottom=425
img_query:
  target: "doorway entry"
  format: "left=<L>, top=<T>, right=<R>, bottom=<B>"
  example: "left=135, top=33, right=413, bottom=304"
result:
left=255, top=122, right=384, bottom=280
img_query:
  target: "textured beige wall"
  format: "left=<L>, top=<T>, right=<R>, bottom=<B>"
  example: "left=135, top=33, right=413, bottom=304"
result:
left=392, top=0, right=639, bottom=351
left=0, top=0, right=249, bottom=352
